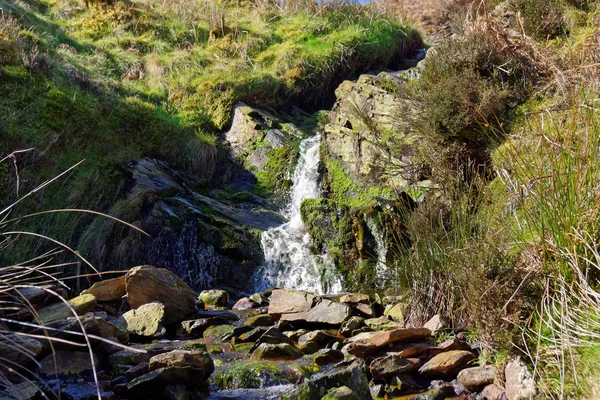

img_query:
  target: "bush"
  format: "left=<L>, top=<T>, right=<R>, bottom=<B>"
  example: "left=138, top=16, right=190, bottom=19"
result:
left=0, top=15, right=24, bottom=66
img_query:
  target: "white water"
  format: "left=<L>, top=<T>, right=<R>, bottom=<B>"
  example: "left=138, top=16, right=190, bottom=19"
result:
left=365, top=214, right=389, bottom=286
left=260, top=134, right=343, bottom=294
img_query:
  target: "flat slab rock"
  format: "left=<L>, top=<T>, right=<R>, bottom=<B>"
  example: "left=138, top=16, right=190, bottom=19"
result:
left=418, top=350, right=477, bottom=378
left=345, top=328, right=431, bottom=357
left=268, top=289, right=316, bottom=316
left=280, top=299, right=352, bottom=326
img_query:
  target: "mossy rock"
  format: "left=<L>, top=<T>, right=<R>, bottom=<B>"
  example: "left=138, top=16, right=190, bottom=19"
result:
left=213, top=359, right=309, bottom=389
left=203, top=325, right=235, bottom=343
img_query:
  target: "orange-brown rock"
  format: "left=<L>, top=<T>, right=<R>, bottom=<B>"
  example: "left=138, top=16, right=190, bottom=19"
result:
left=345, top=328, right=431, bottom=357
left=418, top=350, right=476, bottom=378
left=82, top=275, right=126, bottom=302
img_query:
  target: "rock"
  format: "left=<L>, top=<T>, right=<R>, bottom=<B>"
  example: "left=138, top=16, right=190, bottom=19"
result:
left=197, top=309, right=240, bottom=321
left=505, top=357, right=536, bottom=400
left=418, top=350, right=476, bottom=378
left=423, top=315, right=451, bottom=335
left=383, top=302, right=407, bottom=323
left=392, top=342, right=438, bottom=358
left=179, top=317, right=229, bottom=338
left=214, top=359, right=307, bottom=389
left=282, top=299, right=352, bottom=326
left=82, top=276, right=126, bottom=302
left=386, top=374, right=425, bottom=396
left=149, top=350, right=214, bottom=376
left=438, top=338, right=472, bottom=352
left=0, top=382, right=40, bottom=400
left=245, top=314, right=274, bottom=327
left=40, top=351, right=98, bottom=377
left=457, top=366, right=496, bottom=392
left=395, top=385, right=455, bottom=399
left=339, top=293, right=370, bottom=304
left=250, top=292, right=269, bottom=306
left=203, top=324, right=235, bottom=342
left=283, top=359, right=372, bottom=400
left=96, top=316, right=130, bottom=343
left=251, top=327, right=292, bottom=349
left=364, top=316, right=401, bottom=331
left=340, top=316, right=365, bottom=337
left=119, top=302, right=166, bottom=337
left=250, top=343, right=304, bottom=360
left=345, top=328, right=431, bottom=357
left=482, top=384, right=508, bottom=400
left=314, top=348, right=344, bottom=366
left=370, top=384, right=385, bottom=398
left=369, top=354, right=421, bottom=381
left=199, top=289, right=229, bottom=307
left=127, top=367, right=209, bottom=397
left=15, top=287, right=48, bottom=304
left=225, top=103, right=283, bottom=156
left=232, top=297, right=257, bottom=310
left=41, top=312, right=103, bottom=350
left=268, top=289, right=315, bottom=317
left=237, top=327, right=269, bottom=343
left=0, top=334, right=43, bottom=367
left=321, top=386, right=361, bottom=400
left=126, top=266, right=197, bottom=324
left=285, top=329, right=310, bottom=342
left=36, top=293, right=97, bottom=324
left=126, top=362, right=149, bottom=381
left=298, top=330, right=341, bottom=354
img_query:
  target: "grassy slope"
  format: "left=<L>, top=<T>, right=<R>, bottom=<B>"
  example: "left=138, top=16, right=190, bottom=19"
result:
left=0, top=0, right=420, bottom=257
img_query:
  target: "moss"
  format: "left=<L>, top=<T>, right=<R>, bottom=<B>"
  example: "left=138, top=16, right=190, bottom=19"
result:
left=254, top=145, right=297, bottom=198
left=213, top=359, right=310, bottom=389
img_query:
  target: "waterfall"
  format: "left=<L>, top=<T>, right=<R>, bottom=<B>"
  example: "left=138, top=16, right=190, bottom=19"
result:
left=259, top=134, right=343, bottom=294
left=364, top=214, right=389, bottom=286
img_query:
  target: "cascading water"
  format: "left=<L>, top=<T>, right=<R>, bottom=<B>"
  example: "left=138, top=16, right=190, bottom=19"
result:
left=364, top=214, right=390, bottom=286
left=259, top=134, right=343, bottom=294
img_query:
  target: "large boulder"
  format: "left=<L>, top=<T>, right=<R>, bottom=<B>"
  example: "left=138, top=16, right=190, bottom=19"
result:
left=148, top=350, right=214, bottom=377
left=283, top=359, right=372, bottom=400
left=281, top=299, right=352, bottom=326
left=345, top=328, right=431, bottom=357
left=268, top=289, right=316, bottom=317
left=214, top=359, right=307, bottom=389
left=369, top=354, right=421, bottom=381
left=418, top=350, right=476, bottom=378
left=199, top=289, right=229, bottom=307
left=118, top=302, right=167, bottom=337
left=36, top=293, right=97, bottom=324
left=457, top=366, right=496, bottom=392
left=125, top=266, right=197, bottom=324
left=82, top=276, right=126, bottom=302
left=298, top=330, right=341, bottom=354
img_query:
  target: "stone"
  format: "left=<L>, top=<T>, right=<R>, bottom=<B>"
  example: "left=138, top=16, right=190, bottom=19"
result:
left=339, top=293, right=371, bottom=304
left=383, top=302, right=407, bottom=323
left=282, top=359, right=371, bottom=400
left=0, top=334, right=43, bottom=367
left=268, top=289, right=315, bottom=317
left=424, top=315, right=451, bottom=335
left=457, top=366, right=496, bottom=392
left=127, top=367, right=209, bottom=397
left=282, top=299, right=352, bottom=326
left=482, top=384, right=508, bottom=400
left=340, top=316, right=365, bottom=337
left=250, top=343, right=304, bottom=360
left=214, top=359, right=306, bottom=389
left=364, top=316, right=401, bottom=331
left=249, top=292, right=269, bottom=306
left=418, top=350, right=476, bottom=378
left=298, top=330, right=341, bottom=354
left=119, top=302, right=166, bottom=337
left=15, top=287, right=48, bottom=304
left=126, top=362, right=149, bottom=381
left=36, top=293, right=97, bottom=324
left=285, top=329, right=309, bottom=342
left=199, top=289, right=229, bottom=307
left=505, top=357, right=536, bottom=400
left=438, top=338, right=472, bottom=352
left=392, top=342, right=438, bottom=358
left=149, top=350, right=214, bottom=377
left=251, top=327, right=292, bottom=350
left=41, top=312, right=103, bottom=350
left=321, top=386, right=361, bottom=400
left=40, top=351, right=98, bottom=377
left=197, top=309, right=240, bottom=321
left=96, top=316, right=130, bottom=343
left=0, top=382, right=39, bottom=400
left=203, top=324, right=235, bottom=342
left=245, top=313, right=274, bottom=327
left=369, top=354, right=421, bottom=381
left=126, top=265, right=197, bottom=324
left=345, top=328, right=431, bottom=357
left=179, top=317, right=229, bottom=338
left=314, top=348, right=344, bottom=366
left=82, top=276, right=126, bottom=302
left=387, top=374, right=425, bottom=396
left=232, top=297, right=257, bottom=310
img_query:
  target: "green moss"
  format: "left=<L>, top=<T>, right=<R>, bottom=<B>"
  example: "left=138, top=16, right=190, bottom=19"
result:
left=213, top=359, right=310, bottom=389
left=254, top=145, right=297, bottom=198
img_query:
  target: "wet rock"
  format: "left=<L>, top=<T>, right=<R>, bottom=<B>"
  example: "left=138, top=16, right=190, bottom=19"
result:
left=82, top=276, right=126, bottom=302
left=214, top=359, right=307, bottom=389
left=245, top=313, right=274, bottom=327
left=37, top=293, right=97, bottom=324
left=0, top=334, right=43, bottom=367
left=250, top=292, right=269, bottom=306
left=482, top=384, right=508, bottom=400
left=364, top=316, right=401, bottom=331
left=203, top=324, right=235, bottom=342
left=314, top=348, right=345, bottom=366
left=127, top=366, right=209, bottom=398
left=321, top=386, right=361, bottom=400
left=40, top=351, right=98, bottom=377
left=268, top=289, right=315, bottom=317
left=0, top=382, right=40, bottom=400
left=298, top=330, right=341, bottom=354
left=179, top=317, right=230, bottom=338
left=251, top=343, right=304, bottom=360
left=237, top=327, right=269, bottom=343
left=252, top=327, right=292, bottom=348
left=149, top=350, right=214, bottom=377
left=197, top=309, right=240, bottom=321
left=118, top=302, right=166, bottom=337
left=126, top=266, right=197, bottom=324
left=285, top=329, right=310, bottom=342
left=418, top=350, right=476, bottom=378
left=340, top=316, right=365, bottom=337
left=424, top=315, right=451, bottom=335
left=199, top=289, right=229, bottom=307
left=457, top=366, right=496, bottom=392
left=345, top=328, right=431, bottom=357
left=283, top=359, right=372, bottom=400
left=505, top=357, right=536, bottom=400
left=232, top=297, right=257, bottom=310
left=369, top=354, right=421, bottom=381
left=126, top=363, right=149, bottom=381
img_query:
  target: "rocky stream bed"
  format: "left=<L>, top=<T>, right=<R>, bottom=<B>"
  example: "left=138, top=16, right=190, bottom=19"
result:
left=1, top=266, right=537, bottom=400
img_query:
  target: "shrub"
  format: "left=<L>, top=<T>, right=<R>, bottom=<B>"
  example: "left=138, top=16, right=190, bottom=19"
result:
left=0, top=15, right=24, bottom=66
